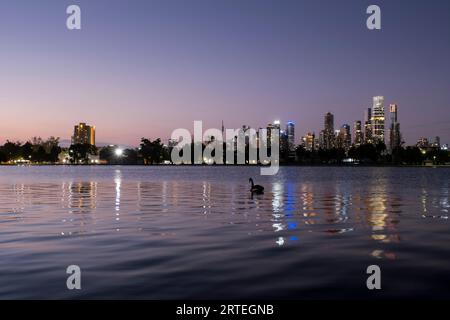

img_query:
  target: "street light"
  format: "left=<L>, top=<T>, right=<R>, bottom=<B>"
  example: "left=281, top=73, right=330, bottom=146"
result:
left=115, top=148, right=124, bottom=157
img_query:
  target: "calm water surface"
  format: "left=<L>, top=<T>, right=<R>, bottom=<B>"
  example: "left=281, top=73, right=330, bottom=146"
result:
left=0, top=166, right=449, bottom=299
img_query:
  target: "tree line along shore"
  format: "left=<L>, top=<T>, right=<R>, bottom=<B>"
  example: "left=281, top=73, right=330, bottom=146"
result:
left=0, top=137, right=448, bottom=166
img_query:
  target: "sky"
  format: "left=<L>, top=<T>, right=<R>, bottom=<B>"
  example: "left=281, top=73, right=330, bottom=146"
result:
left=0, top=0, right=449, bottom=147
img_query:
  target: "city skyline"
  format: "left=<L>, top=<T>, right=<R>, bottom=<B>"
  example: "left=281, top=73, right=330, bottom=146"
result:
left=1, top=0, right=450, bottom=146
left=0, top=98, right=447, bottom=149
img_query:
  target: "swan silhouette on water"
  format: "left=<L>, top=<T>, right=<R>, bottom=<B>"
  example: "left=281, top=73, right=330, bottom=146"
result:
left=249, top=178, right=264, bottom=194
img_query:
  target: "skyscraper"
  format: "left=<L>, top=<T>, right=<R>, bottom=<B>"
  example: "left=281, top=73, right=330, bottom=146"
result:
left=416, top=137, right=429, bottom=148
left=286, top=121, right=295, bottom=151
left=324, top=112, right=334, bottom=132
left=343, top=124, right=351, bottom=149
left=72, top=123, right=96, bottom=146
left=389, top=104, right=401, bottom=152
left=371, top=96, right=385, bottom=143
left=267, top=120, right=281, bottom=145
left=364, top=107, right=372, bottom=144
left=432, top=136, right=441, bottom=148
left=302, top=132, right=315, bottom=151
left=241, top=125, right=251, bottom=146
left=336, top=124, right=351, bottom=151
left=353, top=120, right=364, bottom=147
left=390, top=104, right=398, bottom=123
left=319, top=112, right=335, bottom=150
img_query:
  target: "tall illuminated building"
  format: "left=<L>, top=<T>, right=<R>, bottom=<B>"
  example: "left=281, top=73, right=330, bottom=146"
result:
left=286, top=121, right=295, bottom=151
left=416, top=137, right=429, bottom=148
left=364, top=108, right=373, bottom=144
left=389, top=104, right=401, bottom=152
left=72, top=122, right=96, bottom=146
left=302, top=132, right=315, bottom=151
left=267, top=120, right=281, bottom=145
left=319, top=112, right=335, bottom=150
left=336, top=124, right=351, bottom=151
left=235, top=125, right=252, bottom=147
left=432, top=136, right=441, bottom=148
left=324, top=112, right=334, bottom=132
left=343, top=124, right=351, bottom=150
left=371, top=96, right=385, bottom=143
left=354, top=120, right=364, bottom=147
left=390, top=104, right=398, bottom=123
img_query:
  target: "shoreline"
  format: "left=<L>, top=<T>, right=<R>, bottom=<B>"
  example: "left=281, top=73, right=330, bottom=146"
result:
left=1, top=163, right=449, bottom=168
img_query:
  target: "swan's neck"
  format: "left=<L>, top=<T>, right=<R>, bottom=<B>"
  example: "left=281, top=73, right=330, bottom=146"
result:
left=250, top=179, right=254, bottom=187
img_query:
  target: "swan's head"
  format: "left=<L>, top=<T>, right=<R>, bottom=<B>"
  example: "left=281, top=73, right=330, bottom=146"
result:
left=249, top=178, right=254, bottom=184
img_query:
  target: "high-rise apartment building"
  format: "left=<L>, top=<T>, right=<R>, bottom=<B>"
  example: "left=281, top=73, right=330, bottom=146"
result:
left=364, top=107, right=372, bottom=144
left=432, top=136, right=441, bottom=148
left=324, top=112, right=334, bottom=132
left=336, top=124, right=351, bottom=151
left=319, top=112, right=335, bottom=150
left=371, top=96, right=385, bottom=143
left=286, top=121, right=295, bottom=151
left=72, top=123, right=96, bottom=146
left=302, top=132, right=315, bottom=151
left=416, top=137, right=430, bottom=149
left=354, top=120, right=364, bottom=147
left=267, top=120, right=281, bottom=146
left=389, top=104, right=401, bottom=152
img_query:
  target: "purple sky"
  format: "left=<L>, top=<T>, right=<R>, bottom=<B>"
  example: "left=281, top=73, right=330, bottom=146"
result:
left=0, top=0, right=449, bottom=147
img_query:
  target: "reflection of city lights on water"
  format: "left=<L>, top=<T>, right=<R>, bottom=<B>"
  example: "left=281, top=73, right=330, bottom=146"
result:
left=272, top=223, right=284, bottom=232
left=276, top=237, right=285, bottom=246
left=371, top=249, right=396, bottom=260
left=115, top=170, right=121, bottom=213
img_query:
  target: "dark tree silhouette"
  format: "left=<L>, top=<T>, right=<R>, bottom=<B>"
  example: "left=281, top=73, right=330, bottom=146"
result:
left=140, top=138, right=164, bottom=164
left=69, top=143, right=97, bottom=164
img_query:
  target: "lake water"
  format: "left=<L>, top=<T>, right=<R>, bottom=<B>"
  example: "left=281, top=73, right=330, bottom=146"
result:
left=0, top=166, right=449, bottom=299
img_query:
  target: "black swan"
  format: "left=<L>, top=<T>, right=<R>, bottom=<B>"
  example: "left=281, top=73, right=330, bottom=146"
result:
left=249, top=178, right=264, bottom=194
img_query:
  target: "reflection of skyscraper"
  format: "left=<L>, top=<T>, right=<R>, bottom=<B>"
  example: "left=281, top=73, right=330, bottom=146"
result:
left=371, top=96, right=385, bottom=143
left=354, top=121, right=364, bottom=147
left=365, top=182, right=400, bottom=248
left=68, top=181, right=98, bottom=212
left=389, top=104, right=401, bottom=152
left=319, top=112, right=335, bottom=150
left=72, top=123, right=96, bottom=146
